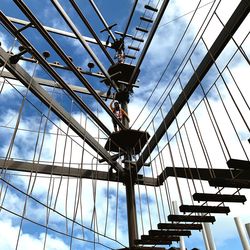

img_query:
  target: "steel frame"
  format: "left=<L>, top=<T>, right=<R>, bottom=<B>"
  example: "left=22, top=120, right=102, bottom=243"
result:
left=12, top=0, right=126, bottom=130
left=0, top=46, right=124, bottom=173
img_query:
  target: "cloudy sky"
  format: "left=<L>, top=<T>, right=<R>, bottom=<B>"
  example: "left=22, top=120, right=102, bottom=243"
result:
left=0, top=0, right=250, bottom=250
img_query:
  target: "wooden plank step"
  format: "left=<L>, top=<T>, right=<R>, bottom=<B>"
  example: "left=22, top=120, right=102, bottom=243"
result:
left=120, top=247, right=167, bottom=250
left=227, top=159, right=250, bottom=170
left=125, top=54, right=136, bottom=60
left=141, top=235, right=179, bottom=241
left=158, top=223, right=202, bottom=230
left=140, top=16, right=154, bottom=23
left=149, top=230, right=191, bottom=237
left=144, top=5, right=158, bottom=12
left=168, top=214, right=216, bottom=223
left=209, top=178, right=250, bottom=188
left=136, top=26, right=149, bottom=33
left=132, top=37, right=144, bottom=42
left=128, top=46, right=140, bottom=51
left=179, top=205, right=230, bottom=214
left=193, top=192, right=246, bottom=203
left=134, top=239, right=172, bottom=245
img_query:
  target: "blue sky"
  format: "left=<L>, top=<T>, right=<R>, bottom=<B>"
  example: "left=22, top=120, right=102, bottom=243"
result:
left=0, top=0, right=250, bottom=250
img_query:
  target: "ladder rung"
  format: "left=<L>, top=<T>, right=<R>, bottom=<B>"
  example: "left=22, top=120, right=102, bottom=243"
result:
left=136, top=26, right=149, bottom=33
left=114, top=31, right=133, bottom=38
left=168, top=214, right=216, bottom=223
left=209, top=178, right=250, bottom=189
left=125, top=54, right=136, bottom=60
left=140, top=16, right=154, bottom=23
left=144, top=4, right=158, bottom=12
left=128, top=46, right=140, bottom=51
left=158, top=223, right=202, bottom=230
left=193, top=193, right=247, bottom=203
left=179, top=205, right=230, bottom=214
left=227, top=159, right=250, bottom=170
left=141, top=235, right=180, bottom=242
left=149, top=230, right=191, bottom=237
left=132, top=37, right=144, bottom=42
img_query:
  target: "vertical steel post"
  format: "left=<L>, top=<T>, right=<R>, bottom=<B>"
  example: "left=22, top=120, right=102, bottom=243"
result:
left=203, top=222, right=216, bottom=250
left=234, top=217, right=250, bottom=250
left=246, top=223, right=250, bottom=240
left=120, top=91, right=138, bottom=248
left=201, top=223, right=210, bottom=250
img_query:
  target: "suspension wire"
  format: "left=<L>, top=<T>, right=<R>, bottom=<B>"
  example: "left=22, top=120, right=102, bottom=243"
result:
left=149, top=32, right=248, bottom=175
left=151, top=120, right=165, bottom=223
left=159, top=0, right=215, bottom=28
left=43, top=125, right=60, bottom=250
left=159, top=108, right=173, bottom=215
left=189, top=59, right=231, bottom=160
left=177, top=76, right=214, bottom=186
left=131, top=0, right=217, bottom=129
left=137, top=0, right=221, bottom=132
left=0, top=77, right=100, bottom=160
left=175, top=132, right=195, bottom=206
left=14, top=61, right=44, bottom=250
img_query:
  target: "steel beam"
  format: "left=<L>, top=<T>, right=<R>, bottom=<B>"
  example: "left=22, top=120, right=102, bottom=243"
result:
left=121, top=0, right=138, bottom=42
left=88, top=0, right=116, bottom=41
left=0, top=159, right=157, bottom=186
left=6, top=16, right=111, bottom=47
left=12, top=1, right=125, bottom=130
left=1, top=70, right=111, bottom=99
left=69, top=0, right=114, bottom=65
left=158, top=167, right=249, bottom=185
left=136, top=0, right=250, bottom=171
left=1, top=11, right=112, bottom=135
left=0, top=46, right=124, bottom=173
left=20, top=56, right=106, bottom=79
left=128, top=0, right=170, bottom=87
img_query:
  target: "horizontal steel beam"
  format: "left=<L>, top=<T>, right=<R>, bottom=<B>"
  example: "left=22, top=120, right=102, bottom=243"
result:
left=136, top=0, right=250, bottom=171
left=7, top=16, right=112, bottom=47
left=1, top=70, right=112, bottom=99
left=0, top=46, right=124, bottom=173
left=0, top=159, right=157, bottom=186
left=158, top=167, right=248, bottom=184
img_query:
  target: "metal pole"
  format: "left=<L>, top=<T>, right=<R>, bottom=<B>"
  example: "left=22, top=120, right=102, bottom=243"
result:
left=234, top=217, right=250, bottom=250
left=120, top=89, right=138, bottom=248
left=246, top=223, right=250, bottom=240
left=203, top=222, right=216, bottom=250
left=69, top=0, right=115, bottom=65
left=201, top=223, right=210, bottom=250
left=88, top=0, right=116, bottom=41
left=172, top=201, right=186, bottom=250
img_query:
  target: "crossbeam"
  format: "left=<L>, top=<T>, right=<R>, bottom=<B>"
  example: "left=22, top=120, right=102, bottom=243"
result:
left=136, top=0, right=250, bottom=171
left=1, top=70, right=111, bottom=99
left=0, top=46, right=124, bottom=173
left=158, top=167, right=248, bottom=185
left=7, top=16, right=112, bottom=47
left=0, top=159, right=157, bottom=186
